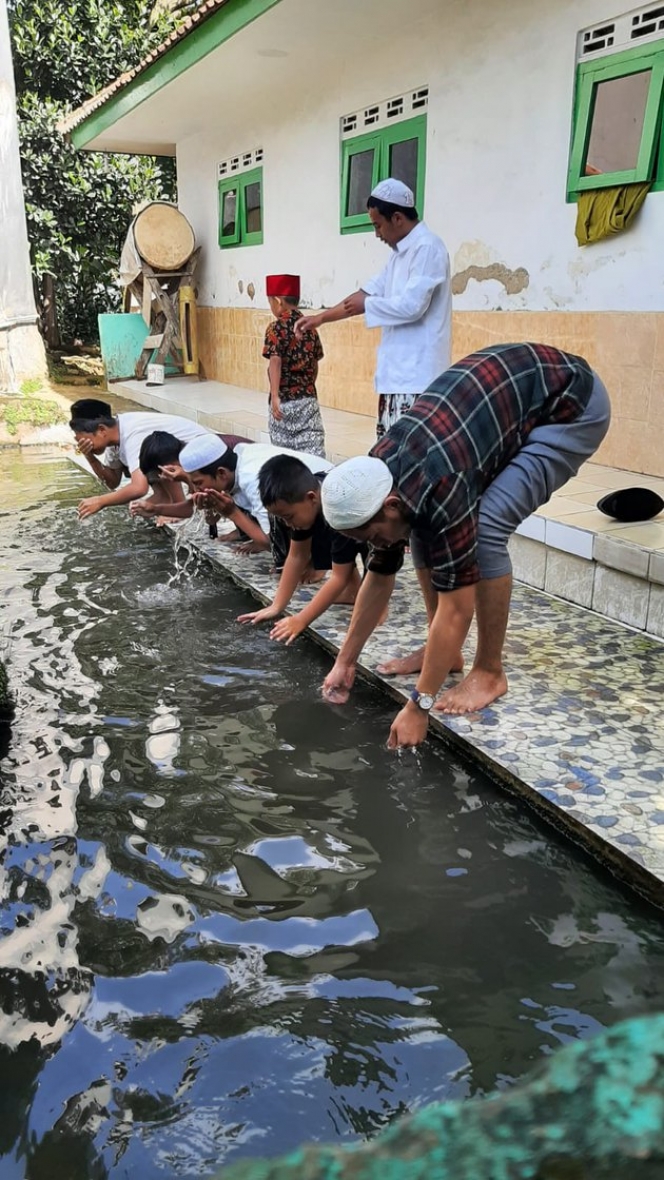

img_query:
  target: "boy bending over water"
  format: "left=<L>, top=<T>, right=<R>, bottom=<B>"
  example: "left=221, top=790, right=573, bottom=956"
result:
left=237, top=455, right=366, bottom=645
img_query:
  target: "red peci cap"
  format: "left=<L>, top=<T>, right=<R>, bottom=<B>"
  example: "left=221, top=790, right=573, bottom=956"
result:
left=266, top=274, right=300, bottom=298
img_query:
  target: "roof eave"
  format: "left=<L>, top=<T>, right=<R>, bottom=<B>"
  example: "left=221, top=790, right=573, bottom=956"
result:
left=68, top=0, right=282, bottom=152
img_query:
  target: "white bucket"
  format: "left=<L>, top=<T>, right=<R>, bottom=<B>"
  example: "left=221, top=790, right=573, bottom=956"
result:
left=146, top=363, right=165, bottom=386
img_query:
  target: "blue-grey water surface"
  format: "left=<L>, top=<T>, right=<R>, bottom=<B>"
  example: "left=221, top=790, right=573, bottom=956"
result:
left=1, top=448, right=664, bottom=1179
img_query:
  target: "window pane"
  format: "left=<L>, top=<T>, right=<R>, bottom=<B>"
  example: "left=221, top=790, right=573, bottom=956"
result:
left=222, top=188, right=237, bottom=237
left=389, top=137, right=419, bottom=195
left=245, top=181, right=262, bottom=234
left=347, top=149, right=375, bottom=216
left=585, top=70, right=651, bottom=175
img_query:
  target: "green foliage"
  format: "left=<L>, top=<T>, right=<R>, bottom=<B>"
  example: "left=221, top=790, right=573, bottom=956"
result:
left=0, top=396, right=68, bottom=435
left=19, top=377, right=43, bottom=395
left=8, top=0, right=179, bottom=345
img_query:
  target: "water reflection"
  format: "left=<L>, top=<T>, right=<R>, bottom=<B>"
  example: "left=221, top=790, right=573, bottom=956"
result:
left=1, top=451, right=664, bottom=1179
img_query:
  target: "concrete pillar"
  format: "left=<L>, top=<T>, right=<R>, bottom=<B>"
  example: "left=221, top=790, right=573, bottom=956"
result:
left=0, top=0, right=47, bottom=391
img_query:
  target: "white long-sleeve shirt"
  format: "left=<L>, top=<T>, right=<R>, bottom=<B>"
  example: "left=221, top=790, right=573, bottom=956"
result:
left=362, top=221, right=451, bottom=395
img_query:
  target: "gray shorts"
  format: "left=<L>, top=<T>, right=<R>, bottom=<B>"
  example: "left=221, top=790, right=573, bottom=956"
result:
left=410, top=372, right=612, bottom=580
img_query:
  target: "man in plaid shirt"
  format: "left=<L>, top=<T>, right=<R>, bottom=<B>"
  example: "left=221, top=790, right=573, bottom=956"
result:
left=320, top=343, right=611, bottom=748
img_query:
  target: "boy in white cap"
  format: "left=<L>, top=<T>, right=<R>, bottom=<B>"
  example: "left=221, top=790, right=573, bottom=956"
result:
left=178, top=434, right=331, bottom=556
left=318, top=344, right=611, bottom=749
left=296, top=178, right=450, bottom=439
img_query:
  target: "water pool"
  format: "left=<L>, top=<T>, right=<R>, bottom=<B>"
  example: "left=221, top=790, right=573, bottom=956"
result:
left=1, top=448, right=664, bottom=1179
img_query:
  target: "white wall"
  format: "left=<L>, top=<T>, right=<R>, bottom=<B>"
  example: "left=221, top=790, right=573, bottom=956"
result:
left=176, top=0, right=664, bottom=314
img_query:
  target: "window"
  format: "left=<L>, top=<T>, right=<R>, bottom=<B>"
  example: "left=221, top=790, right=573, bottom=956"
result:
left=340, top=91, right=428, bottom=233
left=568, top=37, right=664, bottom=199
left=218, top=166, right=263, bottom=248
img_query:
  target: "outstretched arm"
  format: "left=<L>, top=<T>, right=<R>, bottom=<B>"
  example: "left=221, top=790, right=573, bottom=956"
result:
left=78, top=469, right=149, bottom=518
left=322, top=571, right=395, bottom=703
left=295, top=292, right=368, bottom=337
left=387, top=585, right=475, bottom=749
left=270, top=560, right=357, bottom=645
left=237, top=538, right=312, bottom=624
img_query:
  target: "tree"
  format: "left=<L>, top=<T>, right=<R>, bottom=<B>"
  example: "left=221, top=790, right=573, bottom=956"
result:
left=7, top=0, right=180, bottom=346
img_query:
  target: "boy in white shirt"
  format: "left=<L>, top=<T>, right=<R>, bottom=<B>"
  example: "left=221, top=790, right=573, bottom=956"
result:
left=69, top=400, right=213, bottom=519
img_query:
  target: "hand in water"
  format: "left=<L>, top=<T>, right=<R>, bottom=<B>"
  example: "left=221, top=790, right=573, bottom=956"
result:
left=237, top=604, right=280, bottom=625
left=78, top=496, right=103, bottom=520
left=270, top=615, right=304, bottom=646
left=322, top=661, right=355, bottom=704
left=387, top=704, right=429, bottom=750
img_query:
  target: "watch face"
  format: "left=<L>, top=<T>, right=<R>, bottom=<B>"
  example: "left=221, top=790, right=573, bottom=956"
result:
left=418, top=694, right=434, bottom=711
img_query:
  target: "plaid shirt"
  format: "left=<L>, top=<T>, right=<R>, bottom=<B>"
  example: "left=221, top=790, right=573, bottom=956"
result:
left=368, top=343, right=595, bottom=591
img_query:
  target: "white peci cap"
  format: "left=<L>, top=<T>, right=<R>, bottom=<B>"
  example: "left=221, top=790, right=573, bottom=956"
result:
left=370, top=178, right=415, bottom=208
left=321, top=456, right=394, bottom=531
left=179, top=434, right=227, bottom=473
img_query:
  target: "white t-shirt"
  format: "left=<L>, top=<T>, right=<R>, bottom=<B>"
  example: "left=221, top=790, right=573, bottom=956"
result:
left=105, top=412, right=213, bottom=475
left=234, top=443, right=332, bottom=533
left=363, top=221, right=452, bottom=395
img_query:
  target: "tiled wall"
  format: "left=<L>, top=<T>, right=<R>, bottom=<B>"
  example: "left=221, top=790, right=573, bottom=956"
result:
left=197, top=307, right=379, bottom=417
left=197, top=308, right=664, bottom=476
left=509, top=533, right=664, bottom=639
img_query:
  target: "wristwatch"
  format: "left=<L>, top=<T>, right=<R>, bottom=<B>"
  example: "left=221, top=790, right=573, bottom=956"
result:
left=410, top=689, right=435, bottom=711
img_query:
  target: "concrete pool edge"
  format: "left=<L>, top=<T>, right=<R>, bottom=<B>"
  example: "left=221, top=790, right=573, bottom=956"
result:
left=165, top=522, right=664, bottom=911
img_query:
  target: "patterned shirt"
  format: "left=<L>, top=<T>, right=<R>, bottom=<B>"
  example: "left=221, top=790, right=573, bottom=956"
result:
left=368, top=343, right=595, bottom=591
left=263, top=309, right=324, bottom=402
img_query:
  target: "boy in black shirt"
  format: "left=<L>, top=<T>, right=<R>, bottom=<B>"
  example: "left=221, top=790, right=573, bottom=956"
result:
left=237, top=455, right=365, bottom=644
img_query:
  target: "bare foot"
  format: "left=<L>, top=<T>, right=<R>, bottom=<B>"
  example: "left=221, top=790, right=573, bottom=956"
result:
left=435, top=668, right=507, bottom=714
left=377, top=647, right=426, bottom=676
left=377, top=646, right=464, bottom=677
left=301, top=568, right=327, bottom=586
left=331, top=588, right=358, bottom=606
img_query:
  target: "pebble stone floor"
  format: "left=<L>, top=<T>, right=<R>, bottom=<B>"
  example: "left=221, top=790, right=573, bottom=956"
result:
left=172, top=518, right=664, bottom=906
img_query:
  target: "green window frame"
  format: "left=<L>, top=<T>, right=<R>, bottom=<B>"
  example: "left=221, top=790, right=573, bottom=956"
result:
left=567, top=43, right=664, bottom=200
left=340, top=115, right=427, bottom=233
left=218, top=166, right=263, bottom=248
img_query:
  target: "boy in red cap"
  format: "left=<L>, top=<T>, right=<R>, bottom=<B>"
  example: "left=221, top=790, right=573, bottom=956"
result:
left=264, top=274, right=326, bottom=458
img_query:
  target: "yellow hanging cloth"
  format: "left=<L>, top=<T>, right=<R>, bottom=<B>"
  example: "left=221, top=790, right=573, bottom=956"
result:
left=575, top=181, right=651, bottom=246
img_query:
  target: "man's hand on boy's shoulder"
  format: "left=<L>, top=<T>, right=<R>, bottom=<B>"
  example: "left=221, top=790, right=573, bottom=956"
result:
left=294, top=314, right=323, bottom=339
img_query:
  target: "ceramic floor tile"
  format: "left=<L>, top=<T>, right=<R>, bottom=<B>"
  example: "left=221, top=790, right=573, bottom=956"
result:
left=536, top=496, right=603, bottom=518
left=546, top=510, right=630, bottom=533
left=606, top=523, right=664, bottom=548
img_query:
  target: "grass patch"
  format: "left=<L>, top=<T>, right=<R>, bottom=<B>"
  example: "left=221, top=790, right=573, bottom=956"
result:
left=19, top=377, right=44, bottom=396
left=0, top=396, right=68, bottom=436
